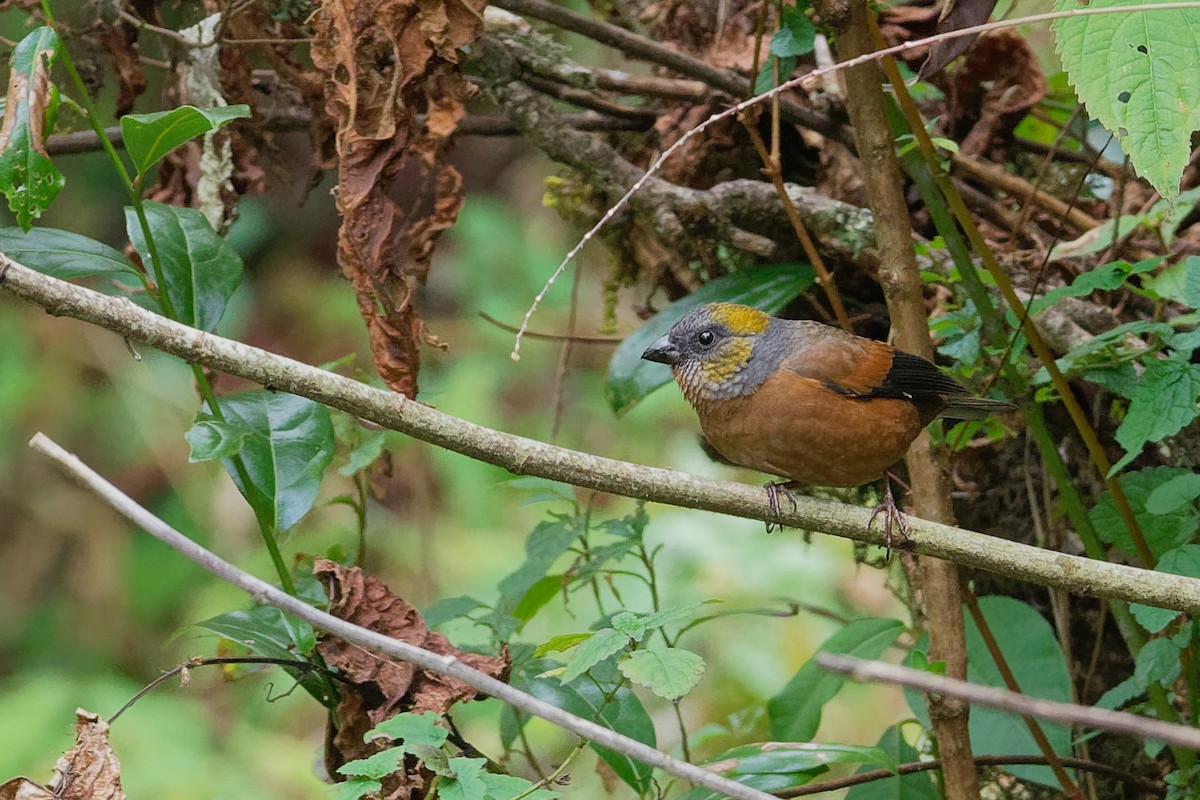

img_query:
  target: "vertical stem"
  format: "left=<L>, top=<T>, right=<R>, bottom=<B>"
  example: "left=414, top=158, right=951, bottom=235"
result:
left=807, top=0, right=980, bottom=796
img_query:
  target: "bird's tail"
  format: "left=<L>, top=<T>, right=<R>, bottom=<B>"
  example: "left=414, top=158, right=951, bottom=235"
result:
left=941, top=396, right=1018, bottom=420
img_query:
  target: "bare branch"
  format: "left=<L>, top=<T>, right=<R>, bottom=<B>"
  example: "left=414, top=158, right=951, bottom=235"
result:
left=4, top=257, right=1200, bottom=614
left=819, top=653, right=1200, bottom=751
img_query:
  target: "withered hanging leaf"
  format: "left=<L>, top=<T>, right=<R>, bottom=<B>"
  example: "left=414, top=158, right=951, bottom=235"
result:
left=50, top=710, right=125, bottom=800
left=917, top=0, right=1000, bottom=80
left=309, top=0, right=485, bottom=397
left=93, top=19, right=147, bottom=116
left=0, top=778, right=56, bottom=800
left=315, top=559, right=508, bottom=799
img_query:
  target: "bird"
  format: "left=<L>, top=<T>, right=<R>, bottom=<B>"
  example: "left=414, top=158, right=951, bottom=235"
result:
left=640, top=301, right=1014, bottom=547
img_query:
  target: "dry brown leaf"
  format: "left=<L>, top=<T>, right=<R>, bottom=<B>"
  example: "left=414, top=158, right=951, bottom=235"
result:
left=310, top=0, right=486, bottom=397
left=0, top=778, right=55, bottom=800
left=49, top=710, right=125, bottom=800
left=93, top=20, right=146, bottom=117
left=315, top=559, right=508, bottom=799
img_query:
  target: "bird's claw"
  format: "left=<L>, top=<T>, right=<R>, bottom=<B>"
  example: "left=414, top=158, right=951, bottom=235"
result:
left=869, top=484, right=911, bottom=561
left=764, top=481, right=797, bottom=533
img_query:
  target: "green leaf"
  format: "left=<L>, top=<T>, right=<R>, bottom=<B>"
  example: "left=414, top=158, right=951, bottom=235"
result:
left=338, top=429, right=386, bottom=476
left=1185, top=255, right=1200, bottom=309
left=121, top=105, right=251, bottom=177
left=478, top=772, right=559, bottom=800
left=770, top=7, right=816, bottom=57
left=0, top=27, right=64, bottom=231
left=1053, top=0, right=1200, bottom=198
left=529, top=677, right=656, bottom=794
left=907, top=596, right=1071, bottom=787
left=495, top=517, right=580, bottom=622
left=1090, top=467, right=1200, bottom=559
left=185, top=417, right=251, bottom=461
left=1095, top=675, right=1143, bottom=710
left=606, top=262, right=815, bottom=415
left=619, top=647, right=706, bottom=700
left=337, top=748, right=405, bottom=780
left=212, top=391, right=335, bottom=532
left=126, top=200, right=243, bottom=331
left=754, top=56, right=798, bottom=94
left=639, top=602, right=708, bottom=632
left=534, top=632, right=592, bottom=657
left=845, top=727, right=937, bottom=800
left=196, top=605, right=332, bottom=705
left=1131, top=544, right=1200, bottom=632
left=768, top=618, right=904, bottom=742
left=560, top=628, right=631, bottom=683
left=1146, top=474, right=1200, bottom=514
left=329, top=777, right=381, bottom=800
left=1111, top=357, right=1200, bottom=474
left=0, top=227, right=138, bottom=278
left=366, top=711, right=449, bottom=748
left=609, top=611, right=647, bottom=639
left=513, top=574, right=563, bottom=623
left=1135, top=636, right=1182, bottom=690
left=423, top=595, right=485, bottom=628
left=439, top=757, right=487, bottom=800
left=682, top=741, right=893, bottom=800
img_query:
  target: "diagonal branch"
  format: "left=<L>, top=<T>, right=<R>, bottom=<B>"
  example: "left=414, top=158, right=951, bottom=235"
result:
left=3, top=256, right=1200, bottom=614
left=27, top=433, right=779, bottom=800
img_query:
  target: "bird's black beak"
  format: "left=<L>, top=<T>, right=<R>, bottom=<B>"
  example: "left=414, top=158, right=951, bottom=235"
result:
left=641, top=333, right=680, bottom=365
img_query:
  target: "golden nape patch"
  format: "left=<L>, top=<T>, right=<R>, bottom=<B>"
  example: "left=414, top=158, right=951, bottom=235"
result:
left=709, top=303, right=771, bottom=335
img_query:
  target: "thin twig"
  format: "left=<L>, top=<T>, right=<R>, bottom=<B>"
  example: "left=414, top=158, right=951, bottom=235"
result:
left=29, top=432, right=783, bottom=800
left=818, top=653, right=1200, bottom=751
left=478, top=311, right=622, bottom=343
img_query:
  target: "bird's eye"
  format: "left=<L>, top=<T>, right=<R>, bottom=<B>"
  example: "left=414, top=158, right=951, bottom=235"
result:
left=697, top=330, right=715, bottom=347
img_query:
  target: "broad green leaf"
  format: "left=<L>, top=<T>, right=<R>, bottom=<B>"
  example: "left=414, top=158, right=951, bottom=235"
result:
left=1095, top=675, right=1142, bottom=710
left=494, top=517, right=579, bottom=621
left=337, top=748, right=405, bottom=780
left=771, top=7, right=816, bottom=57
left=846, top=727, right=937, bottom=800
left=907, top=596, right=1071, bottom=786
left=329, top=778, right=381, bottom=800
left=0, top=27, right=64, bottom=231
left=185, top=418, right=251, bottom=461
left=755, top=56, right=798, bottom=94
left=338, top=429, right=386, bottom=476
left=534, top=632, right=592, bottom=656
left=1186, top=254, right=1200, bottom=309
left=1111, top=357, right=1200, bottom=473
left=0, top=227, right=138, bottom=277
left=1134, top=636, right=1182, bottom=689
left=610, top=611, right=646, bottom=639
left=478, top=772, right=559, bottom=800
left=366, top=711, right=449, bottom=748
left=197, top=605, right=332, bottom=705
left=1053, top=0, right=1200, bottom=198
left=439, top=757, right=487, bottom=800
left=682, top=741, right=893, bottom=800
left=212, top=391, right=335, bottom=532
left=768, top=618, right=904, bottom=742
left=121, top=104, right=251, bottom=177
left=512, top=574, right=562, bottom=622
left=1145, top=474, right=1200, bottom=514
left=1091, top=467, right=1200, bottom=559
left=126, top=200, right=243, bottom=330
left=560, top=628, right=631, bottom=683
left=1131, top=544, right=1200, bottom=632
left=619, top=647, right=706, bottom=700
left=529, top=677, right=656, bottom=794
left=639, top=602, right=708, bottom=632
left=606, top=262, right=815, bottom=415
left=423, top=595, right=485, bottom=628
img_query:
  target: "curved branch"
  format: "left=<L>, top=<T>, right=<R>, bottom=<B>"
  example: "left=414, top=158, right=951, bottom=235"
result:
left=4, top=257, right=1200, bottom=614
left=28, top=433, right=778, bottom=800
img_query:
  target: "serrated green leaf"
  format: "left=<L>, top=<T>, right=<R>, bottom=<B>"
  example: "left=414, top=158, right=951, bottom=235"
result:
left=440, top=757, right=487, bottom=800
left=528, top=677, right=655, bottom=794
left=907, top=596, right=1071, bottom=787
left=121, top=104, right=251, bottom=177
left=639, top=602, right=708, bottom=632
left=413, top=744, right=451, bottom=776
left=606, top=263, right=815, bottom=415
left=560, top=628, right=631, bottom=683
left=185, top=417, right=251, bottom=461
left=337, top=748, right=405, bottom=780
left=620, top=647, right=706, bottom=700
left=478, top=771, right=559, bottom=800
left=126, top=200, right=243, bottom=330
left=1185, top=254, right=1200, bottom=309
left=0, top=227, right=139, bottom=277
left=1135, top=636, right=1182, bottom=690
left=1054, top=0, right=1200, bottom=198
left=1091, top=468, right=1200, bottom=558
left=366, top=711, right=449, bottom=748
left=769, top=618, right=904, bottom=742
left=212, top=391, right=335, bottom=532
left=1111, top=356, right=1200, bottom=474
left=329, top=777, right=381, bottom=800
left=1146, top=474, right=1200, bottom=514
left=0, top=27, right=64, bottom=231
left=609, top=611, right=646, bottom=639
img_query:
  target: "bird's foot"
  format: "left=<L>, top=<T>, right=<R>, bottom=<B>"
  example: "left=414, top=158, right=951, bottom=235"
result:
left=764, top=481, right=798, bottom=533
left=868, top=481, right=911, bottom=561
